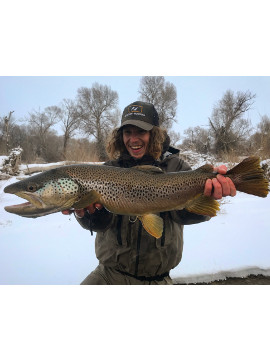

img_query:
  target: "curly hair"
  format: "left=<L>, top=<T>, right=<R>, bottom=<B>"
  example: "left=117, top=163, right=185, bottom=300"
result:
left=106, top=126, right=168, bottom=160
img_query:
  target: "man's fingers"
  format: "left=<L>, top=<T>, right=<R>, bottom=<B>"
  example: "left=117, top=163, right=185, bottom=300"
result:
left=62, top=210, right=73, bottom=215
left=217, top=175, right=237, bottom=197
left=85, top=205, right=96, bottom=214
left=214, top=165, right=227, bottom=174
left=217, top=174, right=230, bottom=197
left=62, top=203, right=104, bottom=217
left=212, top=178, right=222, bottom=200
left=74, top=209, right=85, bottom=218
left=227, top=177, right=237, bottom=197
left=204, top=178, right=223, bottom=200
left=204, top=179, right=213, bottom=197
left=85, top=203, right=103, bottom=214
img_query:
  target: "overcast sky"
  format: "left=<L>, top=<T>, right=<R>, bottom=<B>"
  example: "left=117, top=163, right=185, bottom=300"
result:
left=1, top=1, right=269, bottom=142
left=1, top=76, right=269, bottom=139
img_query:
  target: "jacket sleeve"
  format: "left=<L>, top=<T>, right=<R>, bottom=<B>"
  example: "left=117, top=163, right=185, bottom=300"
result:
left=169, top=210, right=211, bottom=225
left=75, top=208, right=113, bottom=232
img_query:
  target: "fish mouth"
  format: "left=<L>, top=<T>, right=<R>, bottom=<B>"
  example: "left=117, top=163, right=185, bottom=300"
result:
left=4, top=191, right=62, bottom=218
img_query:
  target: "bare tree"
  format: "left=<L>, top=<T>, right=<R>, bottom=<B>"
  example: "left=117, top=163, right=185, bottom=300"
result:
left=182, top=126, right=210, bottom=153
left=257, top=115, right=270, bottom=134
left=209, top=90, right=255, bottom=155
left=27, top=106, right=61, bottom=160
left=1, top=111, right=15, bottom=153
left=58, top=99, right=81, bottom=159
left=76, top=83, right=119, bottom=160
left=168, top=130, right=181, bottom=147
left=138, top=76, right=177, bottom=130
left=250, top=115, right=270, bottom=156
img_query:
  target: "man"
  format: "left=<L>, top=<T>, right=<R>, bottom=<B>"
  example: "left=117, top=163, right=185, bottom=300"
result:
left=63, top=101, right=236, bottom=285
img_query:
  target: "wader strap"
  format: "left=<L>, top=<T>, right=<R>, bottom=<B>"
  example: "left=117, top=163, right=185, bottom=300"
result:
left=116, top=215, right=123, bottom=245
left=88, top=214, right=93, bottom=236
left=116, top=269, right=170, bottom=282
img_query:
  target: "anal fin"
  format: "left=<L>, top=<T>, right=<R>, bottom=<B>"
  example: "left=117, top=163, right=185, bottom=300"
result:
left=185, top=194, right=220, bottom=217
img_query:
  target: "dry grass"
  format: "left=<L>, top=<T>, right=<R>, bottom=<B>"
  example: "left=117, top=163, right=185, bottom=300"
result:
left=217, top=150, right=270, bottom=166
left=65, top=141, right=101, bottom=163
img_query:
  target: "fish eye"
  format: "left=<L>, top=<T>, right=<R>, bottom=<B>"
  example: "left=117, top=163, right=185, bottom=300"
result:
left=27, top=184, right=38, bottom=192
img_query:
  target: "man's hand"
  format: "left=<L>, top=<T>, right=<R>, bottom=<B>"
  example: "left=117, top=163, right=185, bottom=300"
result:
left=204, top=165, right=236, bottom=200
left=62, top=203, right=103, bottom=218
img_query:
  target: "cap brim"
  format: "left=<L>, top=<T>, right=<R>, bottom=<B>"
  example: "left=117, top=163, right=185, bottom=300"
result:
left=120, top=120, right=154, bottom=131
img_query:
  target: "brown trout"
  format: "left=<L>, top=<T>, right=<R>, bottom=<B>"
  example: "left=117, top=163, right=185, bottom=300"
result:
left=4, top=156, right=269, bottom=238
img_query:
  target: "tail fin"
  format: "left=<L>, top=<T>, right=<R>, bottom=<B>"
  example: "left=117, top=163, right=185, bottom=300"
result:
left=227, top=157, right=269, bottom=198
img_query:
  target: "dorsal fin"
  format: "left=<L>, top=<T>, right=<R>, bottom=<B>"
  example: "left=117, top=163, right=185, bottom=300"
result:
left=132, top=165, right=164, bottom=174
left=195, top=164, right=214, bottom=173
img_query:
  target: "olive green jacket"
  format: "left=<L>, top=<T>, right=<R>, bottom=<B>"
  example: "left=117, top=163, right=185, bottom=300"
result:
left=76, top=148, right=209, bottom=277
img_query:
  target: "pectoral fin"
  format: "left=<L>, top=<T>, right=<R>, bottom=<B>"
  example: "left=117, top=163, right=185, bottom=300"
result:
left=138, top=214, right=164, bottom=239
left=72, top=191, right=100, bottom=209
left=185, top=194, right=220, bottom=217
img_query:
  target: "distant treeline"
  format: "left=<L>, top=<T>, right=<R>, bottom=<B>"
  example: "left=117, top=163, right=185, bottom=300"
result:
left=1, top=77, right=269, bottom=163
left=181, top=90, right=270, bottom=161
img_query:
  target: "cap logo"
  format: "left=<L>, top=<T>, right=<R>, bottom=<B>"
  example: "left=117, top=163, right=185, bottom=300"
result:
left=128, top=105, right=143, bottom=113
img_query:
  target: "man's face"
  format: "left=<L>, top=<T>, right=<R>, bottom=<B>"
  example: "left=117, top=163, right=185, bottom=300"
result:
left=122, top=125, right=151, bottom=159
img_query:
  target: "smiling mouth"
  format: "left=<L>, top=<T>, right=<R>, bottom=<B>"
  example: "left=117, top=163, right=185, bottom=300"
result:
left=130, top=145, right=143, bottom=150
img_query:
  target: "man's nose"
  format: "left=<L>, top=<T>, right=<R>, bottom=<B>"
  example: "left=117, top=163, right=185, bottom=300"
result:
left=130, top=132, right=139, bottom=141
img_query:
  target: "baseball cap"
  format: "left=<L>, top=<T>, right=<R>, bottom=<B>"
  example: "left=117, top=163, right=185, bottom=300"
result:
left=120, top=101, right=159, bottom=131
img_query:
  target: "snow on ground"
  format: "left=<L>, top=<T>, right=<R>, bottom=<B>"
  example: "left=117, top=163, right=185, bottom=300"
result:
left=0, top=155, right=8, bottom=165
left=0, top=155, right=270, bottom=284
left=172, top=192, right=270, bottom=282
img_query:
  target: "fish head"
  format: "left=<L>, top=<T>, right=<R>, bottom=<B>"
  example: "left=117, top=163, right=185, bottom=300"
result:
left=4, top=168, right=80, bottom=217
